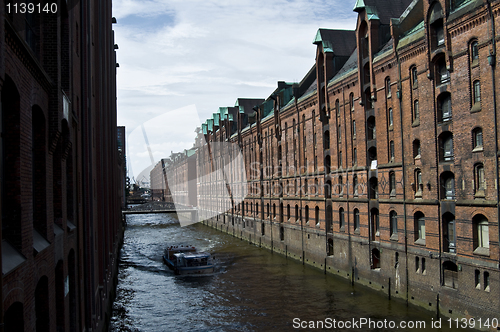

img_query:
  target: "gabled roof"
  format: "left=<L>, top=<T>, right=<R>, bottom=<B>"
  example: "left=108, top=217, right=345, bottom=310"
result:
left=353, top=0, right=414, bottom=24
left=313, top=29, right=356, bottom=56
left=235, top=98, right=264, bottom=114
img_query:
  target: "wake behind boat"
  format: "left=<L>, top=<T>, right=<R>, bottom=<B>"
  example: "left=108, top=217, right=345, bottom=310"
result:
left=163, top=245, right=215, bottom=275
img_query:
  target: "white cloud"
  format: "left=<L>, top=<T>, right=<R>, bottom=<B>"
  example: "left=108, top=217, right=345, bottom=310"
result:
left=113, top=0, right=357, bottom=180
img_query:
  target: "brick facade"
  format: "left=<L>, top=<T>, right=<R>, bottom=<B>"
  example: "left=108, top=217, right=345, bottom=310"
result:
left=157, top=0, right=500, bottom=321
left=0, top=1, right=123, bottom=331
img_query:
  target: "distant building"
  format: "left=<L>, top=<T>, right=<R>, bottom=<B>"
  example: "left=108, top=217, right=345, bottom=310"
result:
left=169, top=0, right=500, bottom=320
left=118, top=126, right=127, bottom=208
left=0, top=1, right=123, bottom=331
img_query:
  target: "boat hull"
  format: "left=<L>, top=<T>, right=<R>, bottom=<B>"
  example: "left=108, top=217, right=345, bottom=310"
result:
left=174, top=264, right=215, bottom=275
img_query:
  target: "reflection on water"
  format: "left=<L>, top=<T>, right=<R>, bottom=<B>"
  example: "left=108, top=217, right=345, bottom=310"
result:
left=110, top=214, right=457, bottom=331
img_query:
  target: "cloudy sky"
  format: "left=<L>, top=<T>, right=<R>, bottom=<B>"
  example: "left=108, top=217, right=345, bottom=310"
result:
left=112, top=0, right=357, bottom=183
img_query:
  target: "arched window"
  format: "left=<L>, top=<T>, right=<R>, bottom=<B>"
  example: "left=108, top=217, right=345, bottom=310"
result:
left=338, top=175, right=344, bottom=196
left=353, top=174, right=359, bottom=196
left=429, top=3, right=445, bottom=49
left=352, top=120, right=356, bottom=138
left=442, top=212, right=456, bottom=253
left=335, top=99, right=340, bottom=117
left=280, top=226, right=284, bottom=241
left=295, top=204, right=299, bottom=222
left=389, top=171, right=396, bottom=197
left=385, top=77, right=391, bottom=97
left=443, top=261, right=458, bottom=288
left=349, top=92, right=355, bottom=111
left=338, top=124, right=341, bottom=143
left=439, top=131, right=453, bottom=161
left=326, top=205, right=332, bottom=232
left=473, top=214, right=489, bottom=253
left=305, top=205, right=309, bottom=223
left=411, top=66, right=418, bottom=87
left=353, top=208, right=360, bottom=231
left=287, top=204, right=290, bottom=221
left=471, top=40, right=479, bottom=64
left=436, top=57, right=450, bottom=85
left=415, top=169, right=423, bottom=198
left=474, top=163, right=485, bottom=197
left=440, top=171, right=455, bottom=200
left=339, top=207, right=345, bottom=230
left=353, top=148, right=357, bottom=165
left=473, top=127, right=483, bottom=150
left=315, top=206, right=320, bottom=226
left=414, top=212, right=425, bottom=243
left=390, top=211, right=398, bottom=237
left=473, top=80, right=481, bottom=104
left=388, top=108, right=393, bottom=127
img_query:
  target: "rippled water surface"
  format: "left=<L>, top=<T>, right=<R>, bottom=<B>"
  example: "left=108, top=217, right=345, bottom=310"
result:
left=110, top=213, right=460, bottom=331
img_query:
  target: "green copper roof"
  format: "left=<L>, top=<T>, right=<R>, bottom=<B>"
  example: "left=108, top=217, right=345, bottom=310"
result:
left=353, top=0, right=365, bottom=12
left=202, top=123, right=208, bottom=135
left=313, top=30, right=334, bottom=53
left=219, top=107, right=228, bottom=120
left=213, top=113, right=220, bottom=126
left=353, top=0, right=379, bottom=20
left=207, top=119, right=213, bottom=131
left=186, top=149, right=197, bottom=158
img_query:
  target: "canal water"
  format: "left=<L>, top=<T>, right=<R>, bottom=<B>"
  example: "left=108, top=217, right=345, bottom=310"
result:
left=109, top=213, right=460, bottom=331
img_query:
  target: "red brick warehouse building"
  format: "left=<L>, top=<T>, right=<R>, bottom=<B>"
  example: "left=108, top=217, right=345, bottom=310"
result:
left=165, top=0, right=500, bottom=321
left=0, top=1, right=124, bottom=331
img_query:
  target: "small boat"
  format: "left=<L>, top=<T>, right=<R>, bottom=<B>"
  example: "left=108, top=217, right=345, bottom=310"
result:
left=163, top=245, right=197, bottom=270
left=163, top=246, right=214, bottom=275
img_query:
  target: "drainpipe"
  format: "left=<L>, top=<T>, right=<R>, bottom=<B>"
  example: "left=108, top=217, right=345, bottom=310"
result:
left=395, top=43, right=409, bottom=306
left=486, top=0, right=500, bottom=275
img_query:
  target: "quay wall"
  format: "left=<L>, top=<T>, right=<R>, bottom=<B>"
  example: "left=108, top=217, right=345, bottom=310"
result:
left=200, top=211, right=499, bottom=321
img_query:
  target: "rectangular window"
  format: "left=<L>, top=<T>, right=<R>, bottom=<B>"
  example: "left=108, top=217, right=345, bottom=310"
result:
left=418, top=218, right=425, bottom=240
left=479, top=222, right=489, bottom=248
left=474, top=81, right=481, bottom=103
